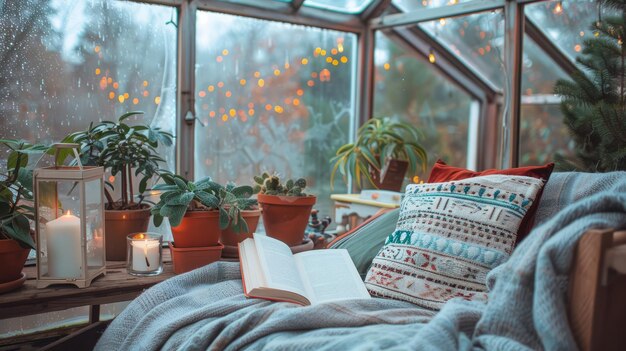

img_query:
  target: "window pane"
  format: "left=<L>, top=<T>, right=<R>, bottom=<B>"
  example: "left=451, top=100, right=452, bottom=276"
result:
left=394, top=0, right=472, bottom=11
left=418, top=10, right=505, bottom=90
left=195, top=12, right=355, bottom=217
left=373, top=31, right=476, bottom=178
left=520, top=35, right=575, bottom=166
left=526, top=0, right=600, bottom=62
left=304, top=0, right=375, bottom=14
left=0, top=0, right=177, bottom=170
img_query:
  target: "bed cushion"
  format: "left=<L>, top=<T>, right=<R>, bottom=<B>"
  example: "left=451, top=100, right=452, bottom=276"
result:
left=427, top=160, right=554, bottom=244
left=365, top=174, right=546, bottom=310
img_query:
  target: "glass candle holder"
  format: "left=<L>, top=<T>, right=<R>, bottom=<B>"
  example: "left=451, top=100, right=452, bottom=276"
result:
left=127, top=233, right=163, bottom=276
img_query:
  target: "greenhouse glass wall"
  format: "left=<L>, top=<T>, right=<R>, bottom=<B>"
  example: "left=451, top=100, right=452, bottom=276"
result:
left=1, top=0, right=607, bottom=219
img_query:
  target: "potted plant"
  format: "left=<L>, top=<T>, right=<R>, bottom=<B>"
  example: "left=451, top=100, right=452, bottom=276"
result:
left=62, top=111, right=173, bottom=260
left=330, top=117, right=428, bottom=192
left=151, top=172, right=255, bottom=272
left=253, top=173, right=316, bottom=247
left=0, top=139, right=47, bottom=293
left=220, top=182, right=261, bottom=258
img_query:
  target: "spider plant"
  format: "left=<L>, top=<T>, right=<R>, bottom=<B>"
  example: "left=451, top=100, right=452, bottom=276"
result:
left=330, top=117, right=427, bottom=190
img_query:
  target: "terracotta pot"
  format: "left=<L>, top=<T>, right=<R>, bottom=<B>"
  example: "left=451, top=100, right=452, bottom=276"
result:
left=0, top=239, right=30, bottom=286
left=257, top=194, right=316, bottom=247
left=220, top=209, right=262, bottom=247
left=105, top=205, right=151, bottom=261
left=168, top=242, right=223, bottom=274
left=171, top=210, right=221, bottom=248
left=369, top=159, right=408, bottom=192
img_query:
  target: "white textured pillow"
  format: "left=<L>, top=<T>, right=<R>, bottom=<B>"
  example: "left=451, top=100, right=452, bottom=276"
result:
left=365, top=174, right=545, bottom=310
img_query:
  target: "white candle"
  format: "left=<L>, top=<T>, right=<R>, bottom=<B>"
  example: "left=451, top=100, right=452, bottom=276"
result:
left=46, top=211, right=82, bottom=277
left=131, top=236, right=160, bottom=272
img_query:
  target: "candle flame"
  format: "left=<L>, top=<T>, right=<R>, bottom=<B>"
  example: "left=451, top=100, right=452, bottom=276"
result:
left=137, top=233, right=145, bottom=239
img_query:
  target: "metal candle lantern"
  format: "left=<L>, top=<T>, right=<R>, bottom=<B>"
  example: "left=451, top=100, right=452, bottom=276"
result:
left=35, top=144, right=106, bottom=288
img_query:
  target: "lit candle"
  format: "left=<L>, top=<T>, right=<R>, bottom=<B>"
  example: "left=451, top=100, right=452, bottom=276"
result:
left=130, top=234, right=160, bottom=272
left=46, top=211, right=82, bottom=277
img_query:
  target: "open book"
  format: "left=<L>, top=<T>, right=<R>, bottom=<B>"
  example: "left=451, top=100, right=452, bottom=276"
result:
left=239, top=234, right=371, bottom=306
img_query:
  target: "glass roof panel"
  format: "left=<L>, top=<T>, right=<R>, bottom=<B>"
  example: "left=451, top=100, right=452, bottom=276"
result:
left=521, top=35, right=568, bottom=96
left=525, top=1, right=601, bottom=62
left=394, top=0, right=472, bottom=11
left=304, top=0, right=375, bottom=14
left=418, top=10, right=505, bottom=89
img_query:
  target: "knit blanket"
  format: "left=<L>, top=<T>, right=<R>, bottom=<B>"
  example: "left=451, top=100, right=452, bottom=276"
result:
left=96, top=172, right=626, bottom=351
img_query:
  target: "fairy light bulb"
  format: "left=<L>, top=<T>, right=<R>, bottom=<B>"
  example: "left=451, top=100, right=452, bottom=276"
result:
left=553, top=1, right=563, bottom=15
left=428, top=49, right=436, bottom=64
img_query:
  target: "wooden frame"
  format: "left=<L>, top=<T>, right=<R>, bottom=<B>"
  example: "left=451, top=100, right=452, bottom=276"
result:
left=568, top=229, right=626, bottom=351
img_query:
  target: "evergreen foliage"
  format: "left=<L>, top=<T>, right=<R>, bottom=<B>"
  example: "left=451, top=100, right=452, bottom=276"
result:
left=554, top=0, right=626, bottom=171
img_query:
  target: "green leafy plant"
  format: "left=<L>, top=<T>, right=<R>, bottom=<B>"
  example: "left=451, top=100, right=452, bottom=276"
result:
left=0, top=139, right=49, bottom=249
left=253, top=173, right=309, bottom=196
left=151, top=172, right=257, bottom=233
left=554, top=0, right=626, bottom=172
left=330, top=117, right=427, bottom=189
left=62, top=111, right=173, bottom=210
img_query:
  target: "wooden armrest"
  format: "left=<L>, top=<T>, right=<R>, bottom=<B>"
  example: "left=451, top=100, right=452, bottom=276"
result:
left=568, top=228, right=626, bottom=351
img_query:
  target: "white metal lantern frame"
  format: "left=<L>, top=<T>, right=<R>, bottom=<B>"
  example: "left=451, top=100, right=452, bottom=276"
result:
left=34, top=144, right=107, bottom=289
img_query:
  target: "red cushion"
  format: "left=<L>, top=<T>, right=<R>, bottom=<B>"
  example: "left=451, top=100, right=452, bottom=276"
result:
left=427, top=160, right=554, bottom=244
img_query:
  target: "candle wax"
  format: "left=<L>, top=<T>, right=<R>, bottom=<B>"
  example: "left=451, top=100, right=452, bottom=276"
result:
left=46, top=212, right=82, bottom=277
left=131, top=239, right=161, bottom=272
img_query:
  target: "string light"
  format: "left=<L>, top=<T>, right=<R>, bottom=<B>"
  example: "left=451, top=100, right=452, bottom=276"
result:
left=428, top=48, right=436, bottom=64
left=553, top=1, right=563, bottom=15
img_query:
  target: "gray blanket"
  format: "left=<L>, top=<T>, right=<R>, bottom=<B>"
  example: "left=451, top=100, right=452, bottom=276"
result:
left=96, top=172, right=626, bottom=350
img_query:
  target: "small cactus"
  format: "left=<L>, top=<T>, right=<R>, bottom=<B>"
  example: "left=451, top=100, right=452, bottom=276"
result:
left=295, top=178, right=306, bottom=188
left=253, top=173, right=309, bottom=197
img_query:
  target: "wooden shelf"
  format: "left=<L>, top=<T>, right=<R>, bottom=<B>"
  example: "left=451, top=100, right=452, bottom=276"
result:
left=0, top=251, right=176, bottom=320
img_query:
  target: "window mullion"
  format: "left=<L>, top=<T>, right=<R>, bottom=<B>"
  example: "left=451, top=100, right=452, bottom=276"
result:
left=176, top=0, right=197, bottom=180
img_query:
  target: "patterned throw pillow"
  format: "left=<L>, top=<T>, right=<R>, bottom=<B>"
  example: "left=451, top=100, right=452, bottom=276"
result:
left=365, top=174, right=545, bottom=310
left=427, top=160, right=554, bottom=244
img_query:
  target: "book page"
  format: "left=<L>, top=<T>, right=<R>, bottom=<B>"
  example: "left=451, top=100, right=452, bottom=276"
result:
left=239, top=239, right=267, bottom=294
left=294, top=249, right=371, bottom=305
left=254, top=234, right=307, bottom=298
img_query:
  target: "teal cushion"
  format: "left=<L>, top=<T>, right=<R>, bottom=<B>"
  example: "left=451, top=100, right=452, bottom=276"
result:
left=329, top=209, right=400, bottom=279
